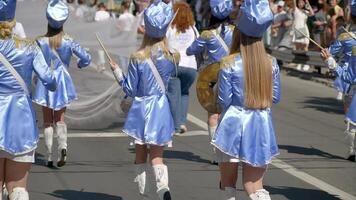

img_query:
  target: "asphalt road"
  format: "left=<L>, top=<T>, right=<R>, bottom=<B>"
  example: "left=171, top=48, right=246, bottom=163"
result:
left=13, top=1, right=356, bottom=200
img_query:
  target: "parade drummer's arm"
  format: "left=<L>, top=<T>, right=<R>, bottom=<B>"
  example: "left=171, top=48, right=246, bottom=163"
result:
left=110, top=57, right=139, bottom=97
left=218, top=67, right=233, bottom=110
left=332, top=49, right=356, bottom=84
left=272, top=59, right=281, bottom=104
left=71, top=40, right=92, bottom=68
left=328, top=39, right=343, bottom=58
left=32, top=45, right=57, bottom=91
left=186, top=34, right=206, bottom=56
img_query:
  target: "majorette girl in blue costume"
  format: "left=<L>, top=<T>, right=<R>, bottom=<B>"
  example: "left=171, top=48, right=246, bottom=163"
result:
left=0, top=0, right=56, bottom=199
left=212, top=0, right=281, bottom=199
left=322, top=0, right=356, bottom=161
left=33, top=0, right=91, bottom=168
left=186, top=0, right=234, bottom=164
left=109, top=0, right=179, bottom=199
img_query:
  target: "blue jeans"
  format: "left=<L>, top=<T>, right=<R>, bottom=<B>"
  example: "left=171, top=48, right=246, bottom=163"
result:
left=167, top=67, right=197, bottom=131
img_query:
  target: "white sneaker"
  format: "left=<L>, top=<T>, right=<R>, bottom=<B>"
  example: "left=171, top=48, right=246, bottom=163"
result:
left=336, top=92, right=343, bottom=101
left=302, top=64, right=310, bottom=71
left=249, top=189, right=271, bottom=200
left=180, top=125, right=187, bottom=133
left=296, top=64, right=302, bottom=71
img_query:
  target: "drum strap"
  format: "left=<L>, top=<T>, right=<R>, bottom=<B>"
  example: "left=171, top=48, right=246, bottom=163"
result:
left=146, top=58, right=166, bottom=93
left=0, top=52, right=30, bottom=96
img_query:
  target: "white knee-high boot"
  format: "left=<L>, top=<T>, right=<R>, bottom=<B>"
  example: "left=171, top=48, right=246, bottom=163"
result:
left=221, top=187, right=236, bottom=200
left=134, top=163, right=149, bottom=196
left=208, top=125, right=217, bottom=163
left=9, top=187, right=29, bottom=200
left=44, top=126, right=54, bottom=165
left=345, top=128, right=355, bottom=156
left=249, top=189, right=271, bottom=200
left=2, top=185, right=8, bottom=200
left=56, top=122, right=67, bottom=167
left=153, top=164, right=171, bottom=200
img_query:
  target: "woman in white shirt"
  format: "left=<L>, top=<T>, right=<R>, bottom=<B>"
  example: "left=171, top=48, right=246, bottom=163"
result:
left=292, top=0, right=314, bottom=71
left=166, top=2, right=199, bottom=133
left=94, top=3, right=110, bottom=22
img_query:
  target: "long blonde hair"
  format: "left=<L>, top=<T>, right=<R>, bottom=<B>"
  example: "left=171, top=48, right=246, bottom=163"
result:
left=0, top=20, right=16, bottom=39
left=45, top=26, right=64, bottom=49
left=231, top=29, right=273, bottom=109
left=139, top=34, right=170, bottom=56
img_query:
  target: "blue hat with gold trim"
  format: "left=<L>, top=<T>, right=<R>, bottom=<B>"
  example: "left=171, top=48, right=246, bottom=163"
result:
left=144, top=0, right=173, bottom=39
left=351, top=0, right=356, bottom=16
left=210, top=0, right=233, bottom=20
left=0, top=0, right=17, bottom=22
left=236, top=0, right=273, bottom=38
left=47, top=0, right=69, bottom=29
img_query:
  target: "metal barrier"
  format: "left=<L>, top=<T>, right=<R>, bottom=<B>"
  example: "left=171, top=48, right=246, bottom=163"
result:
left=266, top=48, right=325, bottom=68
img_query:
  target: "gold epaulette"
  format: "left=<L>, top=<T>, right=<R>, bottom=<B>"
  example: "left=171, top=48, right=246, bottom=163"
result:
left=13, top=36, right=36, bottom=49
left=201, top=30, right=214, bottom=39
left=220, top=53, right=238, bottom=69
left=130, top=50, right=146, bottom=63
left=338, top=32, right=356, bottom=41
left=63, top=34, right=73, bottom=41
left=352, top=46, right=356, bottom=56
left=228, top=24, right=235, bottom=31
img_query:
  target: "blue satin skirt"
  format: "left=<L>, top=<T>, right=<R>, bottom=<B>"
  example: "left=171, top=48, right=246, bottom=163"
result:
left=212, top=106, right=279, bottom=167
left=0, top=94, right=39, bottom=155
left=33, top=66, right=77, bottom=110
left=334, top=76, right=350, bottom=94
left=123, top=94, right=174, bottom=146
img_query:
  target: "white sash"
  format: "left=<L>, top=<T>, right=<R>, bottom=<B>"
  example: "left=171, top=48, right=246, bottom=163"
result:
left=146, top=58, right=166, bottom=93
left=214, top=30, right=229, bottom=54
left=0, top=52, right=30, bottom=96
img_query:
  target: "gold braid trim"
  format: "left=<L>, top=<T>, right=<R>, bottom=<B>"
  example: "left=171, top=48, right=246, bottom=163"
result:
left=220, top=53, right=239, bottom=69
left=0, top=20, right=16, bottom=40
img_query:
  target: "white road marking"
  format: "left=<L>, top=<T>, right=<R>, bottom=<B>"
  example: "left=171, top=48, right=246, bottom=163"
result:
left=38, top=113, right=356, bottom=199
left=187, top=113, right=356, bottom=200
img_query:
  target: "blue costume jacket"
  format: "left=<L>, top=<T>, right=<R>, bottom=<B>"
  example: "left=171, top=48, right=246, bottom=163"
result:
left=186, top=24, right=234, bottom=65
left=118, top=43, right=179, bottom=145
left=0, top=37, right=56, bottom=155
left=212, top=54, right=281, bottom=167
left=334, top=50, right=356, bottom=125
left=329, top=31, right=356, bottom=94
left=33, top=34, right=91, bottom=110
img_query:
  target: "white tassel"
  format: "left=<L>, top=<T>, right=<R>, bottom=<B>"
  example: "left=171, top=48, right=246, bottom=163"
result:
left=9, top=187, right=29, bottom=200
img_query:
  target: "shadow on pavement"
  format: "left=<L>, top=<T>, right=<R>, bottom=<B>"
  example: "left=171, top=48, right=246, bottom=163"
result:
left=279, top=145, right=344, bottom=160
left=128, top=149, right=211, bottom=164
left=164, top=150, right=211, bottom=164
left=265, top=185, right=341, bottom=200
left=301, top=96, right=344, bottom=115
left=49, top=190, right=123, bottom=200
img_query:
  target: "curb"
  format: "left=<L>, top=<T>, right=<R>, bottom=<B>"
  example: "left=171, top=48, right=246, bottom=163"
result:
left=281, top=65, right=335, bottom=88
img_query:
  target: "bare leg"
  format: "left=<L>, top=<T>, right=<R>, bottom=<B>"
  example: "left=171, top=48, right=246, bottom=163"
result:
left=135, top=144, right=148, bottom=164
left=243, top=163, right=269, bottom=199
left=5, top=160, right=31, bottom=200
left=208, top=113, right=219, bottom=164
left=150, top=145, right=171, bottom=200
left=219, top=162, right=238, bottom=189
left=0, top=159, right=5, bottom=198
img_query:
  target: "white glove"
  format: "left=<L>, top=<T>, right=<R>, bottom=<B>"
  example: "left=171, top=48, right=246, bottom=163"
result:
left=325, top=57, right=337, bottom=70
left=113, top=67, right=124, bottom=82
